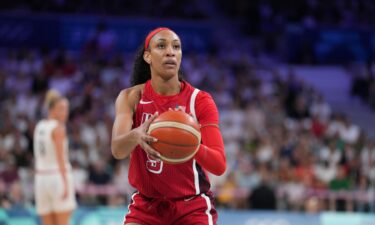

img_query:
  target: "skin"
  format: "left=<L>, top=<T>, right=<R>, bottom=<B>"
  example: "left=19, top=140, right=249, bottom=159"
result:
left=111, top=30, right=183, bottom=225
left=40, top=98, right=73, bottom=225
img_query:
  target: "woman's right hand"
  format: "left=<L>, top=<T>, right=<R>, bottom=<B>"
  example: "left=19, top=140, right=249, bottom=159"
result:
left=133, top=112, right=161, bottom=159
left=62, top=180, right=68, bottom=200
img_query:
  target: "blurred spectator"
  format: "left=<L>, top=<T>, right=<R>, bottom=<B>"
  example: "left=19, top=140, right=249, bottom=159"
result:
left=248, top=165, right=276, bottom=210
left=112, top=160, right=133, bottom=196
left=7, top=182, right=28, bottom=209
left=88, top=161, right=111, bottom=186
left=72, top=160, right=88, bottom=195
left=319, top=140, right=342, bottom=167
left=338, top=117, right=360, bottom=144
left=255, top=136, right=274, bottom=164
left=329, top=165, right=353, bottom=212
left=83, top=22, right=118, bottom=59
left=304, top=196, right=321, bottom=214
left=0, top=157, right=19, bottom=186
left=314, top=160, right=336, bottom=187
left=216, top=172, right=238, bottom=208
left=310, top=94, right=331, bottom=123
left=88, top=161, right=112, bottom=205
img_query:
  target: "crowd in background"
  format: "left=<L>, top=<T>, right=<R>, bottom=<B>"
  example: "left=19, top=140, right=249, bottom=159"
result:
left=349, top=62, right=375, bottom=111
left=0, top=40, right=374, bottom=213
left=3, top=0, right=375, bottom=27
left=0, top=0, right=211, bottom=19
left=217, top=0, right=375, bottom=64
left=0, top=0, right=375, bottom=215
left=220, top=0, right=375, bottom=31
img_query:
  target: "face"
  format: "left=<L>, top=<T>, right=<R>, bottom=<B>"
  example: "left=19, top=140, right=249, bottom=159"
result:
left=143, top=30, right=182, bottom=80
left=51, top=99, right=69, bottom=123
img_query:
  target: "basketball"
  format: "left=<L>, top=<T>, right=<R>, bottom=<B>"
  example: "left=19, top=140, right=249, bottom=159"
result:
left=148, top=110, right=201, bottom=164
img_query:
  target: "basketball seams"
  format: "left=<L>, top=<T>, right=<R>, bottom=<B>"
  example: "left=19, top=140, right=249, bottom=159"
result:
left=156, top=139, right=198, bottom=147
left=148, top=121, right=201, bottom=142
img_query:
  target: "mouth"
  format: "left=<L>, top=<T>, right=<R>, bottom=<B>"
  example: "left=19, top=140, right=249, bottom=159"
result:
left=163, top=59, right=177, bottom=67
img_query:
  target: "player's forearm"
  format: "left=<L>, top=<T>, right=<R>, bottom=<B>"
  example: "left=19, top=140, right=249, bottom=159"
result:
left=53, top=128, right=68, bottom=183
left=195, top=144, right=226, bottom=175
left=194, top=125, right=226, bottom=175
left=111, top=130, right=139, bottom=159
left=55, top=144, right=68, bottom=183
left=58, top=162, right=67, bottom=183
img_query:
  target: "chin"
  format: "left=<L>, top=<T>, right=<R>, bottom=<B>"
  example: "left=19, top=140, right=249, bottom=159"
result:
left=160, top=71, right=178, bottom=81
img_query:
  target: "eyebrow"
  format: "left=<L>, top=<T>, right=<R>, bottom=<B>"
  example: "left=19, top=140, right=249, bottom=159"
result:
left=156, top=38, right=180, bottom=42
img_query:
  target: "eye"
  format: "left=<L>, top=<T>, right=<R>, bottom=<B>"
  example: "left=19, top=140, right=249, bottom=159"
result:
left=173, top=44, right=181, bottom=50
left=157, top=43, right=165, bottom=49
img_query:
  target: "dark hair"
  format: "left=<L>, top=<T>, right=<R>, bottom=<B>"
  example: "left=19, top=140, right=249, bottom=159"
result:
left=130, top=42, right=184, bottom=86
left=130, top=43, right=150, bottom=86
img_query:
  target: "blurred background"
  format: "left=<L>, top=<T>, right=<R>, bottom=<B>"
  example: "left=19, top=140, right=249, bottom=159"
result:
left=0, top=0, right=375, bottom=224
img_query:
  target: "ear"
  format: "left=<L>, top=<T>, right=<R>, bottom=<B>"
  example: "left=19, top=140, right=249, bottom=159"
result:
left=143, top=50, right=151, bottom=64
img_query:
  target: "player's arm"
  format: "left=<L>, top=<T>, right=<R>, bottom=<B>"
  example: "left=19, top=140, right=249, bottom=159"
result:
left=111, top=88, right=160, bottom=160
left=194, top=92, right=226, bottom=176
left=52, top=124, right=68, bottom=199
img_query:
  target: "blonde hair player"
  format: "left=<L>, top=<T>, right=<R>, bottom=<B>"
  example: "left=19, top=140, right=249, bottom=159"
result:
left=33, top=90, right=76, bottom=225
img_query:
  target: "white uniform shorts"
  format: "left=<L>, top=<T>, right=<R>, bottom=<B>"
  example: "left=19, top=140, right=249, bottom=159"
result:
left=35, top=172, right=77, bottom=215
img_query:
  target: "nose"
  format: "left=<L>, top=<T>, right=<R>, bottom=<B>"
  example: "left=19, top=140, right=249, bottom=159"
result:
left=165, top=45, right=175, bottom=57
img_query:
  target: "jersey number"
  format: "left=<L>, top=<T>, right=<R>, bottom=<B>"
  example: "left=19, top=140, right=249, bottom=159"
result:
left=146, top=155, right=163, bottom=174
left=38, top=141, right=46, bottom=156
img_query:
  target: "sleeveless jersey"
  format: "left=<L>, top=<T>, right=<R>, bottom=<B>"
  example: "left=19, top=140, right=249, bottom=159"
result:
left=128, top=80, right=210, bottom=199
left=34, top=119, right=71, bottom=172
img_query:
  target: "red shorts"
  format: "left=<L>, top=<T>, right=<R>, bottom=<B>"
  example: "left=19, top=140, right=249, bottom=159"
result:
left=123, top=192, right=218, bottom=225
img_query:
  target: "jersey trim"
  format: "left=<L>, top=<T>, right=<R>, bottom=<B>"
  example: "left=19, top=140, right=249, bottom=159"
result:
left=124, top=192, right=139, bottom=224
left=193, top=159, right=200, bottom=195
left=36, top=168, right=71, bottom=174
left=201, top=193, right=213, bottom=225
left=190, top=88, right=200, bottom=120
left=190, top=88, right=200, bottom=195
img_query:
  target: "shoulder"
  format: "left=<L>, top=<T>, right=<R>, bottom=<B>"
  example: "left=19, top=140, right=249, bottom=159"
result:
left=116, top=84, right=145, bottom=110
left=195, top=90, right=214, bottom=104
left=118, top=84, right=145, bottom=101
left=194, top=90, right=219, bottom=124
left=52, top=123, right=66, bottom=138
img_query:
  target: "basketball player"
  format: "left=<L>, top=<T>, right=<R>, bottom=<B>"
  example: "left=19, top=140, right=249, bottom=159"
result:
left=34, top=90, right=76, bottom=225
left=111, top=27, right=226, bottom=225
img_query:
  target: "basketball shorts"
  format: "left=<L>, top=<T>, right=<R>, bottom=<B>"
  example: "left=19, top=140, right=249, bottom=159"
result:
left=35, top=172, right=77, bottom=215
left=124, top=192, right=218, bottom=225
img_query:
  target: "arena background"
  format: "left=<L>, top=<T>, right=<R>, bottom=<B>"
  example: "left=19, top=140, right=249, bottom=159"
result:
left=1, top=1, right=375, bottom=224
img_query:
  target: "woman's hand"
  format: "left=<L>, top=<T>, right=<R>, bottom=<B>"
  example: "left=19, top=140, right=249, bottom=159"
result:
left=169, top=107, right=196, bottom=121
left=133, top=112, right=161, bottom=159
left=61, top=179, right=68, bottom=200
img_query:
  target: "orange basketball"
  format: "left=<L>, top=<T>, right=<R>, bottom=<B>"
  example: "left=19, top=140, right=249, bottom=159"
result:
left=148, top=110, right=201, bottom=164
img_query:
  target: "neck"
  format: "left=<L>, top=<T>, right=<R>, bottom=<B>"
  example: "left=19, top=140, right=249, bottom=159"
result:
left=151, top=76, right=181, bottom=96
left=48, top=114, right=60, bottom=123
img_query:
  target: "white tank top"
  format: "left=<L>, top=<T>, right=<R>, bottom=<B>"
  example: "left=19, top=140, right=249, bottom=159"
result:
left=33, top=119, right=71, bottom=172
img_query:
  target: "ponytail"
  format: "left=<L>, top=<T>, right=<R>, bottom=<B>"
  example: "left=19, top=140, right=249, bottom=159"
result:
left=130, top=44, right=151, bottom=86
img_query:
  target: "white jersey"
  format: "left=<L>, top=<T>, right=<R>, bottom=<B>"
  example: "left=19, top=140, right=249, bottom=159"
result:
left=33, top=119, right=71, bottom=172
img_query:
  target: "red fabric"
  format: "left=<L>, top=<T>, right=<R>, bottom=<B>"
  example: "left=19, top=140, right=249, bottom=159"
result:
left=124, top=192, right=217, bottom=225
left=195, top=129, right=226, bottom=176
left=194, top=91, right=226, bottom=176
left=144, top=27, right=171, bottom=49
left=311, top=119, right=326, bottom=138
left=129, top=81, right=211, bottom=199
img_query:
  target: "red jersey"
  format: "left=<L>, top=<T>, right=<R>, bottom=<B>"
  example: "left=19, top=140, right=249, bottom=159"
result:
left=129, top=80, right=214, bottom=199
